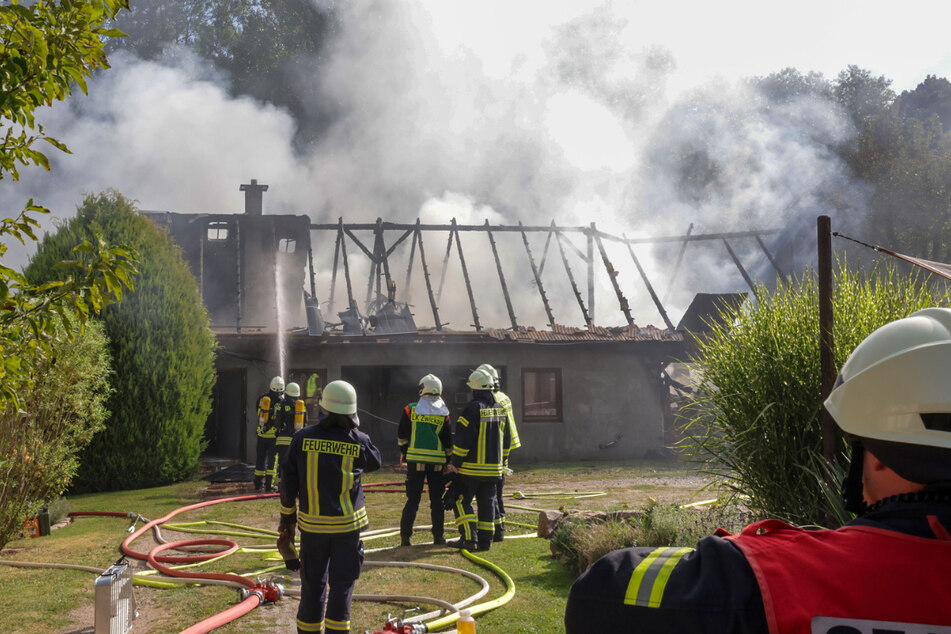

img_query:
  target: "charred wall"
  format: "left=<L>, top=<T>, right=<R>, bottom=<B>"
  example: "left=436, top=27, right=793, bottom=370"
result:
left=146, top=211, right=311, bottom=330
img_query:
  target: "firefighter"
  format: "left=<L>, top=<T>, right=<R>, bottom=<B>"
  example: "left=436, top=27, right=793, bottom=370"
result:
left=398, top=373, right=452, bottom=546
left=254, top=376, right=285, bottom=492
left=304, top=371, right=322, bottom=419
left=447, top=368, right=512, bottom=552
left=279, top=380, right=382, bottom=634
left=565, top=308, right=951, bottom=633
left=274, top=381, right=306, bottom=490
left=477, top=363, right=521, bottom=542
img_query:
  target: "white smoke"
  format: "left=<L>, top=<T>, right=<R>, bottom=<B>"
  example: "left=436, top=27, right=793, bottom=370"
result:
left=0, top=1, right=891, bottom=328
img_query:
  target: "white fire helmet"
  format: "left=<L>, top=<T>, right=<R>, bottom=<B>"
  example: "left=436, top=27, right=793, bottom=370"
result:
left=286, top=382, right=301, bottom=398
left=270, top=376, right=285, bottom=393
left=476, top=363, right=499, bottom=383
left=824, top=307, right=951, bottom=482
left=467, top=368, right=495, bottom=391
left=419, top=374, right=442, bottom=396
left=319, top=380, right=358, bottom=415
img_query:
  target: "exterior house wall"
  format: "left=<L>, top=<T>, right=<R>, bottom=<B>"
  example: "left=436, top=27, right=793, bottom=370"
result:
left=216, top=334, right=674, bottom=465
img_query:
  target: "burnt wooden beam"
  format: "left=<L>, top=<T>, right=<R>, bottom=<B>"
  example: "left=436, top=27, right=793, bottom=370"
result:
left=520, top=222, right=555, bottom=327
left=307, top=239, right=317, bottom=298
left=436, top=227, right=455, bottom=301
left=341, top=224, right=356, bottom=311
left=415, top=222, right=443, bottom=330
left=722, top=238, right=757, bottom=294
left=453, top=219, right=481, bottom=331
left=328, top=221, right=342, bottom=316
left=385, top=228, right=414, bottom=257
left=538, top=223, right=555, bottom=278
left=594, top=230, right=633, bottom=326
left=556, top=229, right=592, bottom=327
left=587, top=224, right=595, bottom=323
left=343, top=227, right=377, bottom=262
left=662, top=223, right=693, bottom=304
left=624, top=237, right=675, bottom=331
left=486, top=220, right=518, bottom=330
left=755, top=233, right=785, bottom=278
left=403, top=228, right=418, bottom=305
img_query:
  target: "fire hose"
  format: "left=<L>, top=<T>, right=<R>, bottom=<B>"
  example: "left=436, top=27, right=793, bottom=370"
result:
left=11, top=486, right=539, bottom=632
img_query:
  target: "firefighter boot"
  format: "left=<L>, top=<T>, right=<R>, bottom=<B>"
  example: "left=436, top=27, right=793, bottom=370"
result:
left=446, top=538, right=477, bottom=550
left=476, top=530, right=493, bottom=552
left=264, top=475, right=273, bottom=492
left=493, top=519, right=505, bottom=543
left=254, top=476, right=263, bottom=492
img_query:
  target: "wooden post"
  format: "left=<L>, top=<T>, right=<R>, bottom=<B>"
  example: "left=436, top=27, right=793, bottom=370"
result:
left=817, top=215, right=837, bottom=463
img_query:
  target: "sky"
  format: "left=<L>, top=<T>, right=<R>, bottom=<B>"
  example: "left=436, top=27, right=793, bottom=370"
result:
left=4, top=0, right=951, bottom=327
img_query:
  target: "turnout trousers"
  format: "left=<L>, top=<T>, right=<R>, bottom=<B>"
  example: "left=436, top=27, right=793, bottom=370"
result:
left=452, top=476, right=499, bottom=550
left=400, top=463, right=446, bottom=543
left=254, top=436, right=277, bottom=491
left=297, top=530, right=364, bottom=633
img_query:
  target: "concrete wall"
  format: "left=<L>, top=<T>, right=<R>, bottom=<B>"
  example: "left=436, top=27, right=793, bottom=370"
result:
left=215, top=334, right=677, bottom=465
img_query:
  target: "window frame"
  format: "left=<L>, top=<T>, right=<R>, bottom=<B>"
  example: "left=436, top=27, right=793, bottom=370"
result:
left=206, top=221, right=230, bottom=242
left=521, top=367, right=563, bottom=423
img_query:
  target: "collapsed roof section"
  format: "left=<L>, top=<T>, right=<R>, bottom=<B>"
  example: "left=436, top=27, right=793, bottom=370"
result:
left=311, top=219, right=781, bottom=335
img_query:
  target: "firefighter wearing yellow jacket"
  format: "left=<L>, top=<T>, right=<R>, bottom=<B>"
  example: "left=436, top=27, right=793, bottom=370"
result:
left=274, top=382, right=307, bottom=489
left=397, top=373, right=452, bottom=546
left=255, top=376, right=285, bottom=492
left=447, top=368, right=512, bottom=552
left=477, top=363, right=521, bottom=542
left=279, top=380, right=382, bottom=634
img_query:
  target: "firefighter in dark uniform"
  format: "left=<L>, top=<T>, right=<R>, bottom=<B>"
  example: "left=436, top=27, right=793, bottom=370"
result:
left=279, top=380, right=382, bottom=634
left=565, top=308, right=951, bottom=633
left=398, top=373, right=452, bottom=546
left=254, top=376, right=285, bottom=492
left=274, top=381, right=306, bottom=490
left=477, top=363, right=521, bottom=542
left=447, top=368, right=512, bottom=552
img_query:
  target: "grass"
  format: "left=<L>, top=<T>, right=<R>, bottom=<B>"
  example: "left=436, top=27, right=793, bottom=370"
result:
left=0, top=460, right=712, bottom=633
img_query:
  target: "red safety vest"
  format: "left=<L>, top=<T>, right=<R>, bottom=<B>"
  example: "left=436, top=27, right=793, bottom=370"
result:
left=727, top=518, right=951, bottom=634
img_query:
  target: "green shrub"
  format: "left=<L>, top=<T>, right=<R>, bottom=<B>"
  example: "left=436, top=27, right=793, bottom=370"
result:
left=679, top=262, right=949, bottom=526
left=0, top=318, right=110, bottom=549
left=26, top=192, right=217, bottom=491
left=551, top=501, right=758, bottom=575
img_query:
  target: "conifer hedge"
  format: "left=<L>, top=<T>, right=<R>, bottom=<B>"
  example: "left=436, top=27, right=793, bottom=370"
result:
left=26, top=192, right=216, bottom=491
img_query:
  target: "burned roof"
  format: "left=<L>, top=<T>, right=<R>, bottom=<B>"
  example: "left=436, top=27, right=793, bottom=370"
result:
left=483, top=323, right=683, bottom=343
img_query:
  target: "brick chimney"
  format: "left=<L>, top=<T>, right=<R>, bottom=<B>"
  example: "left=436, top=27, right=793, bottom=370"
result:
left=239, top=179, right=268, bottom=215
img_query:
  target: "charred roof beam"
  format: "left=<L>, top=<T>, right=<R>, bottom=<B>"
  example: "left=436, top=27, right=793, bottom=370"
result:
left=486, top=220, right=518, bottom=330
left=555, top=225, right=592, bottom=327
left=624, top=236, right=675, bottom=331
left=453, top=219, right=482, bottom=331
left=519, top=221, right=555, bottom=327
left=593, top=228, right=634, bottom=326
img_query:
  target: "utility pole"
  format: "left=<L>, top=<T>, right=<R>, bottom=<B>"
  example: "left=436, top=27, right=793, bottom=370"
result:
left=817, top=215, right=836, bottom=463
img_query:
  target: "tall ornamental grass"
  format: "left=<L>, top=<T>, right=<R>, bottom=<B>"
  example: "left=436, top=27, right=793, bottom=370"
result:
left=679, top=262, right=950, bottom=527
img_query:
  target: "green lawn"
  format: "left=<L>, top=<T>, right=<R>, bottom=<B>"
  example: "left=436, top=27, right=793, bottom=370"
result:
left=0, top=461, right=710, bottom=633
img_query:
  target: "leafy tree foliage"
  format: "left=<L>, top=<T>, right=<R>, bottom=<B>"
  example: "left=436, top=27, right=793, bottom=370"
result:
left=26, top=192, right=217, bottom=491
left=0, top=318, right=110, bottom=549
left=107, top=0, right=337, bottom=142
left=896, top=75, right=951, bottom=130
left=0, top=0, right=133, bottom=548
left=0, top=0, right=134, bottom=410
left=680, top=264, right=949, bottom=526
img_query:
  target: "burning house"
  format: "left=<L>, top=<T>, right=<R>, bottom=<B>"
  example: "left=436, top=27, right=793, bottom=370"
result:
left=146, top=182, right=782, bottom=465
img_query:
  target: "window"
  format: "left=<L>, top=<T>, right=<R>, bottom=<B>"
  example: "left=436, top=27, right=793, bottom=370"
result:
left=522, top=368, right=562, bottom=422
left=278, top=238, right=296, bottom=253
left=206, top=221, right=229, bottom=241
